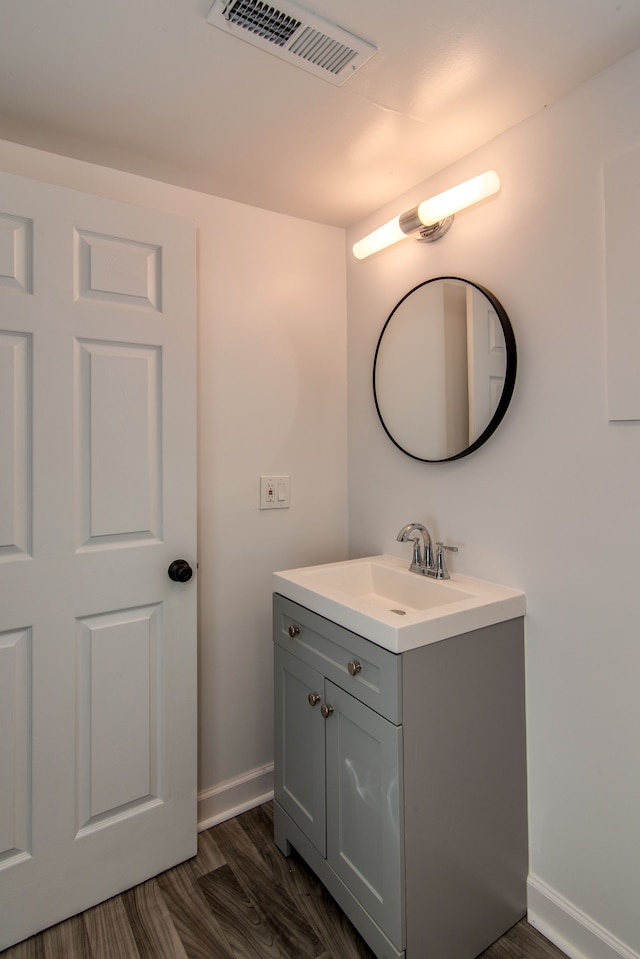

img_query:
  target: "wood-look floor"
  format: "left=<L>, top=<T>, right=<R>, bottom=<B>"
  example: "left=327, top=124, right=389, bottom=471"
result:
left=1, top=802, right=567, bottom=959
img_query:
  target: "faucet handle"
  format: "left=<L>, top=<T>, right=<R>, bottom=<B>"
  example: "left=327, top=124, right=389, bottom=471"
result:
left=409, top=536, right=423, bottom=568
left=434, top=542, right=458, bottom=579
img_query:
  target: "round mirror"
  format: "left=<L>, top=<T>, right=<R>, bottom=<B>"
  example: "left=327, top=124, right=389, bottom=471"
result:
left=373, top=277, right=516, bottom=462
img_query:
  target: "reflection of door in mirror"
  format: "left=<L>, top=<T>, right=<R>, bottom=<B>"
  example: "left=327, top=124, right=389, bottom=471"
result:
left=374, top=277, right=516, bottom=462
left=443, top=281, right=469, bottom=456
left=467, top=287, right=507, bottom=442
left=376, top=282, right=472, bottom=458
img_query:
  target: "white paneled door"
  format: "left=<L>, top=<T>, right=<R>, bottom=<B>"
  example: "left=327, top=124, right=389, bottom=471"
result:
left=0, top=172, right=197, bottom=950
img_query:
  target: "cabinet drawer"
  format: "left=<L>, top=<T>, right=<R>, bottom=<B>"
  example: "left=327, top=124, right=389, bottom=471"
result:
left=274, top=593, right=402, bottom=724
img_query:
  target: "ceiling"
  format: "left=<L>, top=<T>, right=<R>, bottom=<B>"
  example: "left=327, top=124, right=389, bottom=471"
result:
left=1, top=0, right=640, bottom=227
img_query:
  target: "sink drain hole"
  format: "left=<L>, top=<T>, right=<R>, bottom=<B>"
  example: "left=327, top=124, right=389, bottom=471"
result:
left=390, top=608, right=406, bottom=616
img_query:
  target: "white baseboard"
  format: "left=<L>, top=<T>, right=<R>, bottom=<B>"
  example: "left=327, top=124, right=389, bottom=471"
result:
left=528, top=875, right=639, bottom=959
left=197, top=763, right=274, bottom=832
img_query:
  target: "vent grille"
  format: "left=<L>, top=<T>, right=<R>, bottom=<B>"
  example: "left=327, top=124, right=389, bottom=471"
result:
left=225, top=0, right=301, bottom=47
left=207, top=0, right=376, bottom=86
left=289, top=27, right=357, bottom=75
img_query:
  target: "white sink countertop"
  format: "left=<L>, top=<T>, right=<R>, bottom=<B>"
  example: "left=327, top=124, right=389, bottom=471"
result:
left=273, top=553, right=526, bottom=653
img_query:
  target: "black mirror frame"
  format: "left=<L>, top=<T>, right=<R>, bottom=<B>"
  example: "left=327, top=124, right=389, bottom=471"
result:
left=373, top=277, right=517, bottom=463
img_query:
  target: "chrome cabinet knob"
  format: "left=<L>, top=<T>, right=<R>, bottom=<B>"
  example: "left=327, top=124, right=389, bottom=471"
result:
left=347, top=660, right=362, bottom=676
left=308, top=692, right=321, bottom=706
left=320, top=703, right=334, bottom=719
left=288, top=624, right=300, bottom=638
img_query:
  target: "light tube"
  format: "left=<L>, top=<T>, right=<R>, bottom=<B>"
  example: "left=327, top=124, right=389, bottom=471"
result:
left=352, top=171, right=501, bottom=260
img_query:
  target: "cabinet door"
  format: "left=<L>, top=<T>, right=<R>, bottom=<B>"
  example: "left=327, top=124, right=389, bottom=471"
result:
left=274, top=645, right=326, bottom=855
left=325, top=681, right=405, bottom=950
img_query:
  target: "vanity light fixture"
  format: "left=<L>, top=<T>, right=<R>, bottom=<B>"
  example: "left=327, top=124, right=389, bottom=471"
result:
left=352, top=170, right=501, bottom=260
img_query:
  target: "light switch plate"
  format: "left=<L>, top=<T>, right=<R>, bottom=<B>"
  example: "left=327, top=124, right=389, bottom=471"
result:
left=259, top=475, right=290, bottom=509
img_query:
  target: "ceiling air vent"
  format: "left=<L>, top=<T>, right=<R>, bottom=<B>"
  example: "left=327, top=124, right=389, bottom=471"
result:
left=206, top=0, right=377, bottom=85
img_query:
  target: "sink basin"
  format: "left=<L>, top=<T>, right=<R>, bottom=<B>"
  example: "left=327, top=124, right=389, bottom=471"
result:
left=298, top=558, right=474, bottom=613
left=273, top=554, right=525, bottom=653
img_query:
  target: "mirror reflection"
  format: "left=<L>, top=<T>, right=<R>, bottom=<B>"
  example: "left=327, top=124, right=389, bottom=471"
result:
left=373, top=277, right=516, bottom=462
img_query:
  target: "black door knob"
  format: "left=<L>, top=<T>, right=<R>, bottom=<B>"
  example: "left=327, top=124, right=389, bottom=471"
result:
left=168, top=559, right=193, bottom=583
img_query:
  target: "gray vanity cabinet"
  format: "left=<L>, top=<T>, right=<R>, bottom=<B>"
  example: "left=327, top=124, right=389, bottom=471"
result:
left=274, top=638, right=404, bottom=952
left=273, top=592, right=528, bottom=959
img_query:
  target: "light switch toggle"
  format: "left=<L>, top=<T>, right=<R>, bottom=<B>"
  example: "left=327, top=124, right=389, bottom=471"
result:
left=260, top=475, right=290, bottom=509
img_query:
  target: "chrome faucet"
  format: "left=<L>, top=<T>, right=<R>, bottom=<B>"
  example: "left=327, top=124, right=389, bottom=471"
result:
left=396, top=522, right=458, bottom=579
left=397, top=522, right=433, bottom=574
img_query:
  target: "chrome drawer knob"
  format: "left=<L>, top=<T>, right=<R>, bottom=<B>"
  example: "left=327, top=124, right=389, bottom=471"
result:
left=320, top=703, right=334, bottom=719
left=347, top=660, right=362, bottom=676
left=308, top=692, right=321, bottom=706
left=288, top=624, right=300, bottom=638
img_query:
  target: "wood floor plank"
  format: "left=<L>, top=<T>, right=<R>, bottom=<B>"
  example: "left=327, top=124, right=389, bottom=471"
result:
left=199, top=863, right=289, bottom=959
left=511, top=920, right=571, bottom=958
left=207, top=819, right=327, bottom=958
left=212, top=813, right=278, bottom=881
left=41, top=914, right=94, bottom=959
left=190, top=828, right=227, bottom=879
left=291, top=859, right=377, bottom=959
left=156, top=858, right=234, bottom=959
left=0, top=938, right=45, bottom=959
left=235, top=806, right=375, bottom=958
left=478, top=919, right=570, bottom=959
left=122, top=877, right=189, bottom=959
left=234, top=804, right=316, bottom=896
left=83, top=895, right=141, bottom=959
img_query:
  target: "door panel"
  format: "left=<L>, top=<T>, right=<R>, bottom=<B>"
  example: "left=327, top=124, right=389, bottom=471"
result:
left=0, top=331, right=31, bottom=557
left=274, top=645, right=326, bottom=855
left=0, top=171, right=197, bottom=950
left=325, top=681, right=405, bottom=950
left=76, top=604, right=162, bottom=830
left=0, top=627, right=31, bottom=864
left=74, top=229, right=161, bottom=310
left=0, top=212, right=32, bottom=294
left=75, top=339, right=162, bottom=546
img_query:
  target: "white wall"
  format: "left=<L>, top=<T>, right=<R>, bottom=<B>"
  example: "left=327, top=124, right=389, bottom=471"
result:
left=0, top=140, right=349, bottom=819
left=346, top=49, right=640, bottom=959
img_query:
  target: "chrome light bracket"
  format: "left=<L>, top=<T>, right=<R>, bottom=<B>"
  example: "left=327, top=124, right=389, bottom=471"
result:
left=398, top=206, right=454, bottom=243
left=416, top=215, right=454, bottom=243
